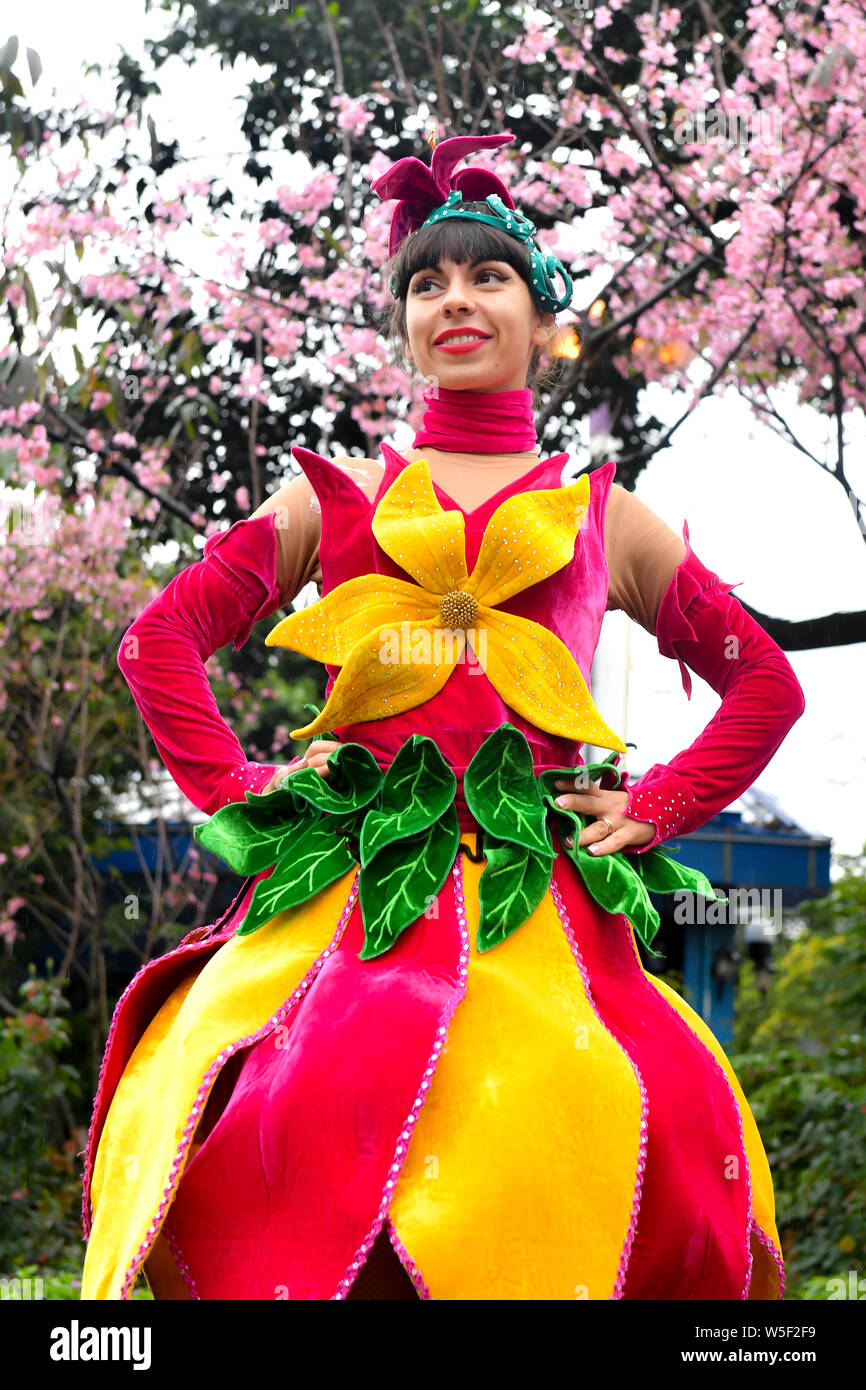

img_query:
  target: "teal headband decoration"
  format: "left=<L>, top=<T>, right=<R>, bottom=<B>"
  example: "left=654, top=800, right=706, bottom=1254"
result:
left=371, top=131, right=573, bottom=315
left=408, top=190, right=573, bottom=315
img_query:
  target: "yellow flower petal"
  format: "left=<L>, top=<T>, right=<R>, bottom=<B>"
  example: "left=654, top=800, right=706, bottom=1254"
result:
left=371, top=460, right=469, bottom=593
left=468, top=475, right=591, bottom=608
left=265, top=575, right=438, bottom=665
left=473, top=606, right=627, bottom=752
left=290, top=619, right=467, bottom=739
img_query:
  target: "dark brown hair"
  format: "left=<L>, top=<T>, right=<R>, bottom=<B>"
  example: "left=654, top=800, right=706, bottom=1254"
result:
left=379, top=202, right=567, bottom=409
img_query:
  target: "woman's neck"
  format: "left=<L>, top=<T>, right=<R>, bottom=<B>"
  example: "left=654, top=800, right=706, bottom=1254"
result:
left=403, top=443, right=541, bottom=468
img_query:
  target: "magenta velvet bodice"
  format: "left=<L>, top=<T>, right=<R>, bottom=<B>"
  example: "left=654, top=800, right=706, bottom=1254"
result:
left=292, top=442, right=617, bottom=823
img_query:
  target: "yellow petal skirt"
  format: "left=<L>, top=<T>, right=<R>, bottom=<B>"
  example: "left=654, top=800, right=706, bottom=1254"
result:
left=82, top=836, right=783, bottom=1300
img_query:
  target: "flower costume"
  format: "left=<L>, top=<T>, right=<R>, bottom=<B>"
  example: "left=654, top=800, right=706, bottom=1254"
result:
left=80, top=135, right=805, bottom=1301
left=268, top=459, right=625, bottom=747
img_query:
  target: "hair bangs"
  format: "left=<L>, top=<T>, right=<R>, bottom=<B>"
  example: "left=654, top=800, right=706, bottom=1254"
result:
left=379, top=200, right=565, bottom=409
left=391, top=203, right=531, bottom=299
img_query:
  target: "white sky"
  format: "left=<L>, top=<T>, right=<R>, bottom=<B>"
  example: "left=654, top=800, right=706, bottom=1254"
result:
left=13, top=1, right=866, bottom=858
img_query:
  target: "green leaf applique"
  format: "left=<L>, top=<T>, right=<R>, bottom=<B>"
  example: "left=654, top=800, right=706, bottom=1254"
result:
left=237, top=818, right=358, bottom=936
left=196, top=742, right=382, bottom=936
left=476, top=834, right=554, bottom=953
left=464, top=723, right=551, bottom=855
left=538, top=784, right=664, bottom=957
left=193, top=792, right=316, bottom=876
left=358, top=802, right=461, bottom=960
left=360, top=734, right=456, bottom=866
left=572, top=834, right=659, bottom=942
left=281, top=740, right=383, bottom=816
left=628, top=845, right=727, bottom=920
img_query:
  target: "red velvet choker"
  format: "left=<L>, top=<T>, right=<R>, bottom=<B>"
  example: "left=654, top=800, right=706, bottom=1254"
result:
left=412, top=383, right=539, bottom=454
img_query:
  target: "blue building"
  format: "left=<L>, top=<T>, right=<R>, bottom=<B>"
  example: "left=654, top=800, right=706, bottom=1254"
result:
left=634, top=785, right=832, bottom=1042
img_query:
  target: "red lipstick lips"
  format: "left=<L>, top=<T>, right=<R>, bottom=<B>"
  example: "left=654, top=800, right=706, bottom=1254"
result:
left=434, top=330, right=491, bottom=355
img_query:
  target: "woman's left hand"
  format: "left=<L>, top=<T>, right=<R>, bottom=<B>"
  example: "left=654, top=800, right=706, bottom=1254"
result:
left=552, top=774, right=657, bottom=855
left=258, top=740, right=342, bottom=795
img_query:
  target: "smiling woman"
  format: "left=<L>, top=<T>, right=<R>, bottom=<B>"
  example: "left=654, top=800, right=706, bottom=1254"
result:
left=382, top=207, right=566, bottom=407
left=81, top=132, right=803, bottom=1304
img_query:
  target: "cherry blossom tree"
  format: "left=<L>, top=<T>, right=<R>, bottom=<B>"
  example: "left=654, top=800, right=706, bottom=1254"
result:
left=102, top=0, right=866, bottom=644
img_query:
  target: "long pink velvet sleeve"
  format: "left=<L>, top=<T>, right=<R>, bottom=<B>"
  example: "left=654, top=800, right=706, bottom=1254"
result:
left=117, top=514, right=289, bottom=817
left=604, top=495, right=806, bottom=853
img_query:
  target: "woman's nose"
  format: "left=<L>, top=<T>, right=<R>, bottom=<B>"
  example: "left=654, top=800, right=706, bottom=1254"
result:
left=441, top=278, right=474, bottom=309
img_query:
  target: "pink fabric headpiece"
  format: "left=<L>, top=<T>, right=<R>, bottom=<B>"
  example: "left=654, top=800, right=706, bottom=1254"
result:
left=371, top=132, right=517, bottom=258
left=374, top=131, right=541, bottom=454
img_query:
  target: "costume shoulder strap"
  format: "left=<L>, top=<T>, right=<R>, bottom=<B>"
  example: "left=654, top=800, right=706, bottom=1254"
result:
left=290, top=447, right=380, bottom=591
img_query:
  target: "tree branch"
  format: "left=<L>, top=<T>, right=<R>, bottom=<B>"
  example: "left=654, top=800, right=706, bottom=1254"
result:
left=737, top=599, right=866, bottom=651
left=616, top=313, right=762, bottom=468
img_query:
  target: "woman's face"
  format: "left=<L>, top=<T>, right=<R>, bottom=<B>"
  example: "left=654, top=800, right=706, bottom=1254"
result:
left=404, top=255, right=553, bottom=393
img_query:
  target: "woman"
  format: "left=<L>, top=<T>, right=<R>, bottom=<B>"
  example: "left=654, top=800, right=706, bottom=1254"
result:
left=81, top=134, right=804, bottom=1300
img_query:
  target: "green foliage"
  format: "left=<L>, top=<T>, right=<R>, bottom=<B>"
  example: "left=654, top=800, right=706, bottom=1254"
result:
left=4, top=1264, right=153, bottom=1299
left=0, top=969, right=85, bottom=1277
left=728, top=864, right=866, bottom=1294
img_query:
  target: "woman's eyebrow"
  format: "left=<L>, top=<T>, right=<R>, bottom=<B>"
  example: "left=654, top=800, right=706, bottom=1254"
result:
left=412, top=257, right=498, bottom=275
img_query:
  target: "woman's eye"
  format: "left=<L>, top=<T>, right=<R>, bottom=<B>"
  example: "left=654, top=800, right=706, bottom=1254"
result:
left=412, top=270, right=507, bottom=293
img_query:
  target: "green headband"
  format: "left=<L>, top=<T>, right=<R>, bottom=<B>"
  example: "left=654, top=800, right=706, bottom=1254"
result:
left=389, top=190, right=573, bottom=315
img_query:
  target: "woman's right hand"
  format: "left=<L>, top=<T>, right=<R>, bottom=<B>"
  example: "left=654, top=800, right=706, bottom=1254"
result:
left=258, top=740, right=342, bottom=795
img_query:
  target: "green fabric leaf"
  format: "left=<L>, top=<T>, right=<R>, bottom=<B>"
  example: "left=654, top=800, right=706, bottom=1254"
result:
left=360, top=735, right=456, bottom=867
left=193, top=798, right=318, bottom=876
left=629, top=846, right=726, bottom=908
left=570, top=830, right=662, bottom=955
left=541, top=789, right=664, bottom=958
left=358, top=802, right=461, bottom=960
left=326, top=803, right=368, bottom=846
left=242, top=782, right=305, bottom=814
left=236, top=820, right=357, bottom=936
left=284, top=741, right=383, bottom=815
left=464, top=723, right=551, bottom=855
left=302, top=701, right=336, bottom=741
left=536, top=759, right=622, bottom=798
left=476, top=835, right=554, bottom=954
left=569, top=828, right=655, bottom=919
left=539, top=780, right=725, bottom=956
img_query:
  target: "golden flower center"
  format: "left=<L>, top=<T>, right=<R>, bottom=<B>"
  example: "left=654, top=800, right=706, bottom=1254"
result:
left=439, top=588, right=478, bottom=629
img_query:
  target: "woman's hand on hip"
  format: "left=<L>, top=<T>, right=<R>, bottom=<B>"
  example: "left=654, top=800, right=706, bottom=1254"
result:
left=552, top=773, right=656, bottom=855
left=258, top=740, right=342, bottom=795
